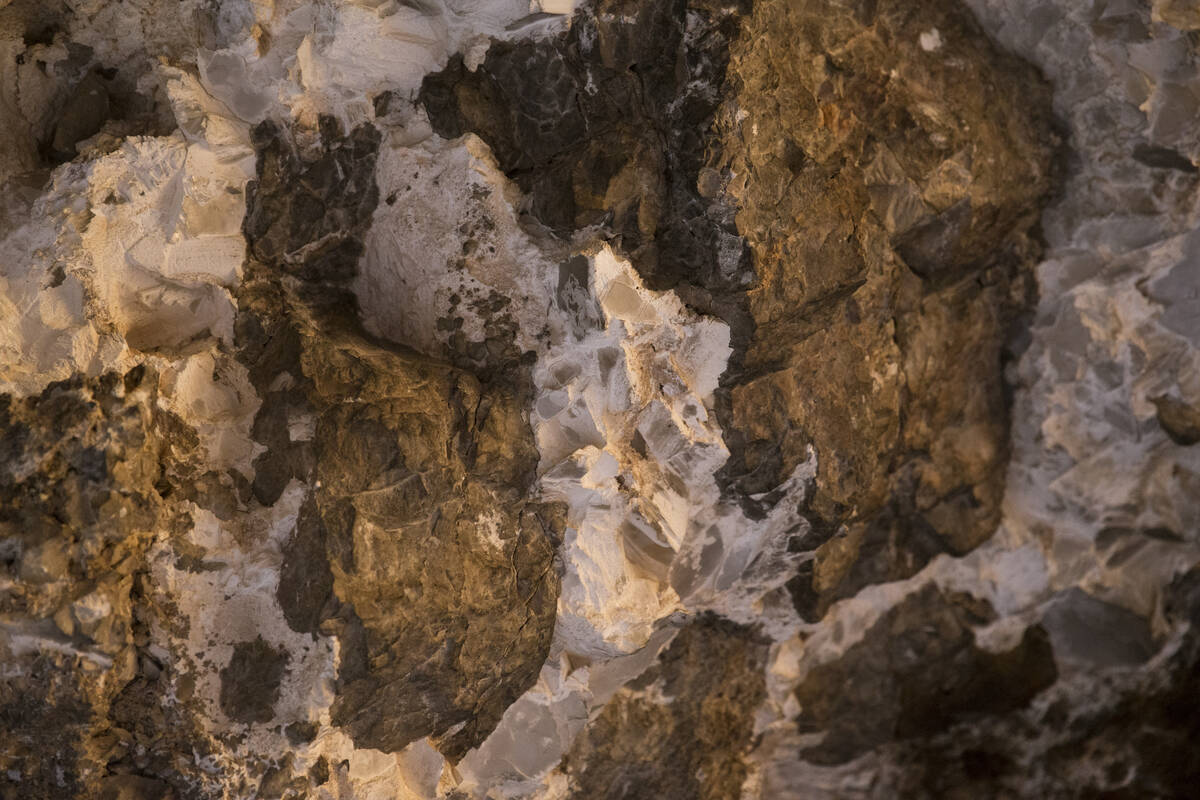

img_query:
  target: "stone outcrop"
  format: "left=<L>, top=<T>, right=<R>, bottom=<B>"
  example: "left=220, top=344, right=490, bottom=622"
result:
left=562, top=615, right=768, bottom=800
left=0, top=369, right=216, bottom=799
left=792, top=586, right=1058, bottom=765
left=723, top=0, right=1060, bottom=618
left=0, top=0, right=1197, bottom=798
left=421, top=0, right=752, bottom=299
left=421, top=0, right=1061, bottom=624
left=237, top=118, right=563, bottom=761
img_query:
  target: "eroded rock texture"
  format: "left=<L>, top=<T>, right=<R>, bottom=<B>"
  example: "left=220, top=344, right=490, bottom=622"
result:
left=722, top=0, right=1060, bottom=619
left=238, top=118, right=562, bottom=760
left=561, top=615, right=768, bottom=800
left=421, top=0, right=1060, bottom=621
left=0, top=369, right=218, bottom=798
left=0, top=0, right=1197, bottom=798
left=793, top=586, right=1058, bottom=765
left=421, top=0, right=752, bottom=297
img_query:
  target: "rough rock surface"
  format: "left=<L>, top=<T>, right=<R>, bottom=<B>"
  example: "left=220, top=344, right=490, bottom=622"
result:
left=561, top=614, right=768, bottom=800
left=0, top=368, right=217, bottom=799
left=238, top=117, right=562, bottom=760
left=0, top=0, right=1197, bottom=798
left=720, top=0, right=1060, bottom=620
left=420, top=0, right=1061, bottom=621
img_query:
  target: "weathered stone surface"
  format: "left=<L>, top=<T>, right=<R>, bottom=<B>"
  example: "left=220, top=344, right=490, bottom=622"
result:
left=1008, top=571, right=1200, bottom=798
left=422, top=0, right=753, bottom=299
left=237, top=118, right=563, bottom=761
left=720, top=0, right=1059, bottom=618
left=793, top=586, right=1057, bottom=765
left=1153, top=393, right=1200, bottom=445
left=0, top=369, right=216, bottom=798
left=562, top=615, right=768, bottom=800
left=0, top=0, right=1197, bottom=797
left=218, top=636, right=289, bottom=724
left=423, top=0, right=1061, bottom=622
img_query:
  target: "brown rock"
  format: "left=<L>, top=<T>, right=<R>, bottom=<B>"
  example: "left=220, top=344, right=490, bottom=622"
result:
left=721, top=0, right=1060, bottom=616
left=238, top=117, right=563, bottom=761
left=563, top=615, right=769, bottom=800
left=0, top=369, right=215, bottom=797
left=793, top=586, right=1058, bottom=765
left=219, top=636, right=290, bottom=724
left=98, top=775, right=175, bottom=800
left=1152, top=393, right=1200, bottom=445
left=422, top=0, right=1061, bottom=620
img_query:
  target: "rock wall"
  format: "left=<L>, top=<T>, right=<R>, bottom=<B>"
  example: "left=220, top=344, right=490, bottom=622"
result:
left=0, top=1, right=1196, bottom=799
